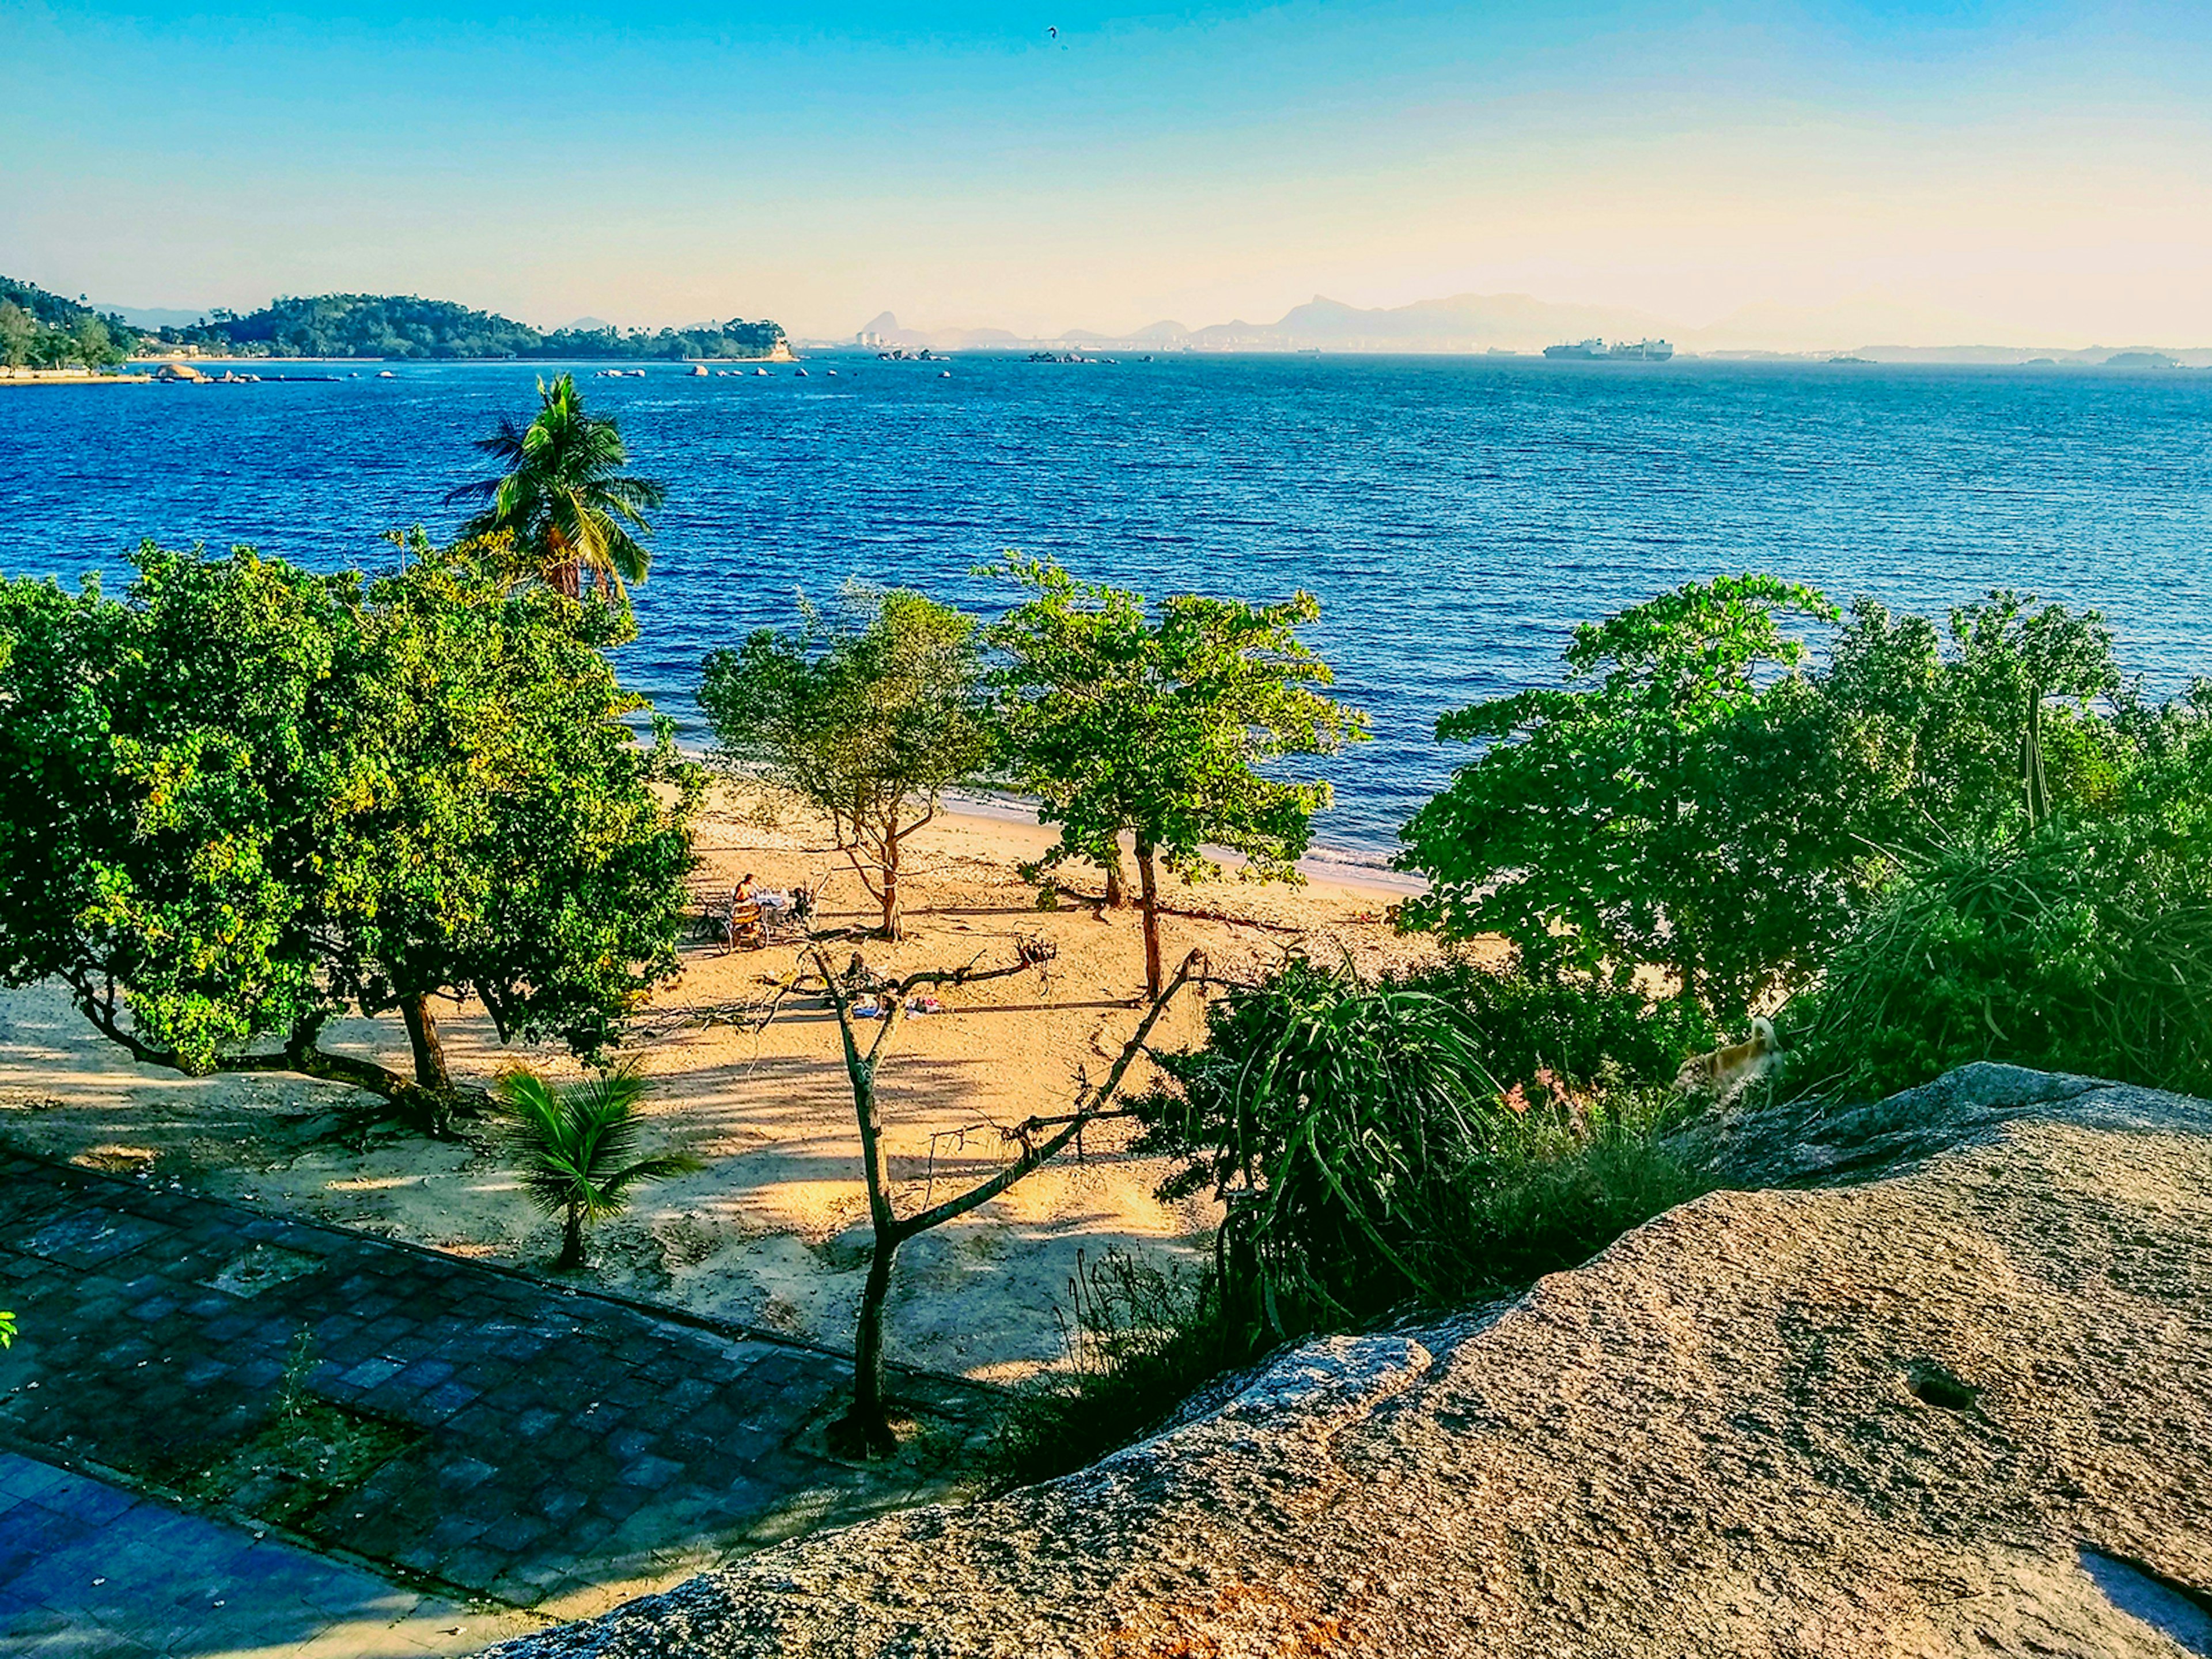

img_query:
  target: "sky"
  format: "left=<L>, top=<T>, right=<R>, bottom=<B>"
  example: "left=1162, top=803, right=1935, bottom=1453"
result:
left=6, top=1, right=2211, bottom=344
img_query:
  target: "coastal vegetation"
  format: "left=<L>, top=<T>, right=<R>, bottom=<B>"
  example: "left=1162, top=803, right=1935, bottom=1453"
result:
left=450, top=373, right=668, bottom=601
left=0, top=274, right=792, bottom=363
left=700, top=587, right=993, bottom=940
left=1003, top=574, right=2211, bottom=1483
left=988, top=556, right=1369, bottom=995
left=150, top=293, right=787, bottom=361
left=0, top=278, right=131, bottom=372
left=0, top=535, right=699, bottom=1133
left=495, top=1065, right=702, bottom=1269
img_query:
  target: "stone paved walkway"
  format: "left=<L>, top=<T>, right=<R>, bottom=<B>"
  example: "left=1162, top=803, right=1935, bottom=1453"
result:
left=0, top=1148, right=993, bottom=1623
left=0, top=1449, right=537, bottom=1656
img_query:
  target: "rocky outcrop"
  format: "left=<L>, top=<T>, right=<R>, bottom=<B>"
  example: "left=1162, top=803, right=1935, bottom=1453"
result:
left=490, top=1065, right=2212, bottom=1658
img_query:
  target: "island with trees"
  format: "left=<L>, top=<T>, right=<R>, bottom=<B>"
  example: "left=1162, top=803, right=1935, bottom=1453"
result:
left=0, top=272, right=790, bottom=365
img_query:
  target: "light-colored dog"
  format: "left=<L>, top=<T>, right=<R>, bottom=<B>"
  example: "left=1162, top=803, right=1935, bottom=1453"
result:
left=1677, top=1016, right=1779, bottom=1096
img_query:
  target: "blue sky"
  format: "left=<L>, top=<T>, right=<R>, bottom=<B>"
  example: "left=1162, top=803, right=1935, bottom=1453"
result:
left=7, top=2, right=2210, bottom=341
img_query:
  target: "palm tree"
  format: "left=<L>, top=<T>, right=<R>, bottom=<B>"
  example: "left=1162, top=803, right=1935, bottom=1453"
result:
left=448, top=373, right=667, bottom=601
left=496, top=1064, right=702, bottom=1268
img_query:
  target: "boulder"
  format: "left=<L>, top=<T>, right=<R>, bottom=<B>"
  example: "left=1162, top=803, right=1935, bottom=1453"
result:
left=489, top=1066, right=2212, bottom=1657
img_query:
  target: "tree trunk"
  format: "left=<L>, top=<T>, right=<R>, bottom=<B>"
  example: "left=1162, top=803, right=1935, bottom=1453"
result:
left=1136, top=835, right=1164, bottom=999
left=832, top=1229, right=900, bottom=1459
left=880, top=840, right=902, bottom=940
left=559, top=1202, right=586, bottom=1270
left=1103, top=847, right=1130, bottom=909
left=400, top=993, right=449, bottom=1092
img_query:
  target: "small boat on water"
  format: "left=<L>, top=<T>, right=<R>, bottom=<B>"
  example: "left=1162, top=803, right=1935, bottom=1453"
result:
left=754, top=367, right=768, bottom=376
left=938, top=369, right=952, bottom=378
left=825, top=369, right=839, bottom=376
left=794, top=368, right=809, bottom=377
left=376, top=370, right=396, bottom=378
left=691, top=364, right=709, bottom=377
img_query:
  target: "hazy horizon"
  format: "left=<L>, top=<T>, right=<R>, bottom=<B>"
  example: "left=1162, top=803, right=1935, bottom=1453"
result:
left=10, top=2, right=2211, bottom=347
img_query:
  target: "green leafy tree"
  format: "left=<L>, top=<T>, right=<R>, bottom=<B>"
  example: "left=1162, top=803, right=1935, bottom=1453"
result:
left=1823, top=590, right=2123, bottom=840
left=699, top=586, right=991, bottom=938
left=989, top=556, right=1367, bottom=997
left=70, top=313, right=124, bottom=370
left=0, top=302, right=33, bottom=369
left=1397, top=575, right=1870, bottom=1017
left=0, top=540, right=701, bottom=1127
left=448, top=373, right=666, bottom=601
left=496, top=1065, right=702, bottom=1268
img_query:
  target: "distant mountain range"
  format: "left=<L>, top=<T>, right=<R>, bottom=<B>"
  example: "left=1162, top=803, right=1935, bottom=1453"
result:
left=833, top=293, right=2212, bottom=365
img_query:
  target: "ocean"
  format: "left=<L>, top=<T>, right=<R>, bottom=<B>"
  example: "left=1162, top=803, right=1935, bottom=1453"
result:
left=5, top=355, right=2209, bottom=857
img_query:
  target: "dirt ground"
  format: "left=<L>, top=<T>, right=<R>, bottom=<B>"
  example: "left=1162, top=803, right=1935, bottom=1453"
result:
left=0, top=789, right=1448, bottom=1383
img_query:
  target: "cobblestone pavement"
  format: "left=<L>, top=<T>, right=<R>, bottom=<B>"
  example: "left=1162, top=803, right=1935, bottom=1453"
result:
left=0, top=1449, right=539, bottom=1656
left=0, top=1148, right=993, bottom=1623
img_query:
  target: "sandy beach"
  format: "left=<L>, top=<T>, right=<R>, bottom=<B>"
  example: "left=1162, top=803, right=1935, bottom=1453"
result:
left=0, top=789, right=1453, bottom=1384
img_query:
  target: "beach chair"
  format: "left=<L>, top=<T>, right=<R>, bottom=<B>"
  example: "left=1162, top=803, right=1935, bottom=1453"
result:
left=721, top=899, right=767, bottom=953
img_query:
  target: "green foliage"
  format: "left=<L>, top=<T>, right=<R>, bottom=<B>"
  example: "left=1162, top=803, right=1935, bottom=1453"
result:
left=997, top=959, right=1715, bottom=1483
left=1823, top=591, right=2122, bottom=838
left=991, top=1249, right=1230, bottom=1487
left=989, top=555, right=1367, bottom=990
left=0, top=540, right=701, bottom=1107
left=140, top=290, right=787, bottom=360
left=449, top=374, right=666, bottom=600
left=1399, top=574, right=1859, bottom=1016
left=495, top=1064, right=702, bottom=1268
left=0, top=276, right=139, bottom=370
left=1788, top=815, right=2212, bottom=1102
left=1133, top=959, right=1710, bottom=1340
left=1398, top=576, right=2128, bottom=1021
left=699, top=585, right=992, bottom=936
left=0, top=303, right=32, bottom=369
left=1406, top=958, right=1718, bottom=1098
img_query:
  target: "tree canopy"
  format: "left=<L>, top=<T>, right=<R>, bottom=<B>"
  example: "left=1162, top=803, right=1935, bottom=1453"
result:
left=0, top=538, right=700, bottom=1125
left=448, top=374, right=667, bottom=601
left=0, top=276, right=135, bottom=370
left=141, top=291, right=787, bottom=361
left=990, top=556, right=1366, bottom=995
left=699, top=586, right=992, bottom=937
left=1396, top=574, right=2128, bottom=1019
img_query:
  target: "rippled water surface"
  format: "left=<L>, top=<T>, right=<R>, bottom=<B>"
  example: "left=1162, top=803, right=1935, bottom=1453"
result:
left=6, top=357, right=2209, bottom=853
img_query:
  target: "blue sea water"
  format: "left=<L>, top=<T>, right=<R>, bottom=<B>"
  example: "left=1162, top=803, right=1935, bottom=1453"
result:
left=4, top=356, right=2209, bottom=855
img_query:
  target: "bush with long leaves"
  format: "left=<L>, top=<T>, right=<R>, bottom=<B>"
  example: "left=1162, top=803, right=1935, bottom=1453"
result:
left=496, top=1065, right=702, bottom=1268
left=1132, top=959, right=1709, bottom=1342
left=1786, top=816, right=2212, bottom=1103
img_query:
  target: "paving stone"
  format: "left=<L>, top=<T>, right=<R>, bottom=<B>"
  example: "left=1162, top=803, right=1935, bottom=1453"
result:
left=0, top=1150, right=995, bottom=1645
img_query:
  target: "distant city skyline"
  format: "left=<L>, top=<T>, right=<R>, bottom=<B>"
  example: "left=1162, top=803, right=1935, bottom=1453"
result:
left=9, top=2, right=2211, bottom=346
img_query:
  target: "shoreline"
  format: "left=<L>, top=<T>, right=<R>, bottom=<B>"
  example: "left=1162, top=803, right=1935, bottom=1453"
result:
left=937, top=787, right=1425, bottom=897
left=0, top=782, right=1444, bottom=1383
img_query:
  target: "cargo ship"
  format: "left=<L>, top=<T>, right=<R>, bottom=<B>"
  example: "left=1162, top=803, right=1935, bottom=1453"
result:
left=1542, top=338, right=1675, bottom=361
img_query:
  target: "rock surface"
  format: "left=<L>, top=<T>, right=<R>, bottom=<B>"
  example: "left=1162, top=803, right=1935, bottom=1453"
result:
left=487, top=1065, right=2212, bottom=1658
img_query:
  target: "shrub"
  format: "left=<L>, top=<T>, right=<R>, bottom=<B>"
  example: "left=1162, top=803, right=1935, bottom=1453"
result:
left=497, top=1064, right=702, bottom=1268
left=1404, top=957, right=1717, bottom=1097
left=1133, top=959, right=1715, bottom=1338
left=1786, top=813, right=2212, bottom=1102
left=991, top=1249, right=1230, bottom=1486
left=996, top=960, right=1717, bottom=1486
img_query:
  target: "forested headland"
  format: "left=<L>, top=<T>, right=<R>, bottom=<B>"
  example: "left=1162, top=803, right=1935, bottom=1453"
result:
left=1, top=276, right=789, bottom=364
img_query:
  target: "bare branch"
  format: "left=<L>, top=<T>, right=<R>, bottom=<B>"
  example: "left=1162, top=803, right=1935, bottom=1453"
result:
left=893, top=949, right=1204, bottom=1241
